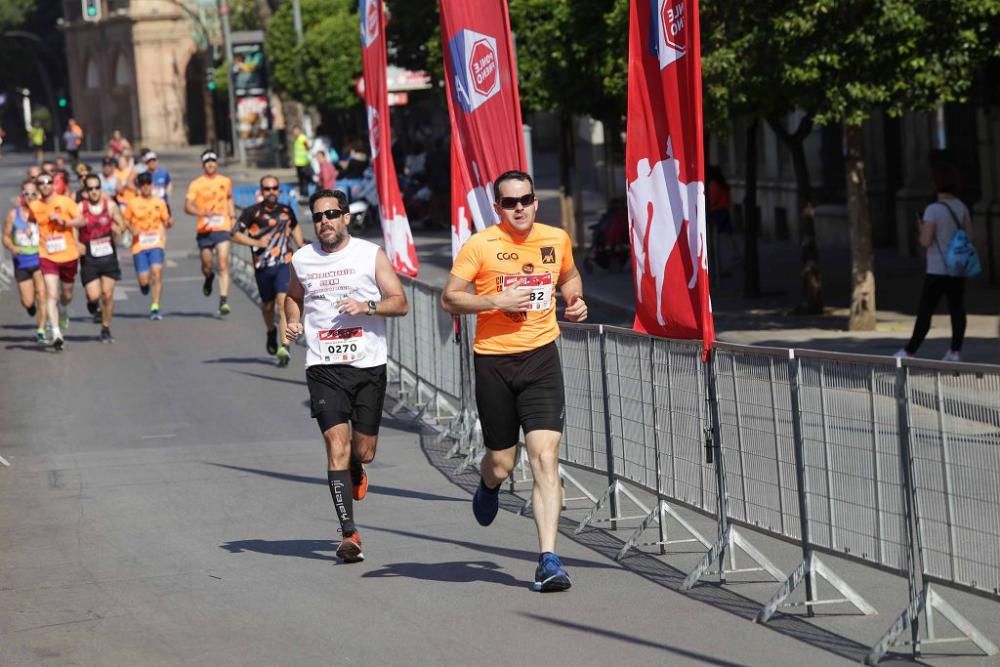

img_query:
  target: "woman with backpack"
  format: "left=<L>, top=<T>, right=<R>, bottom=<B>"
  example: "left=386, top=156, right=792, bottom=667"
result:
left=895, top=163, right=980, bottom=362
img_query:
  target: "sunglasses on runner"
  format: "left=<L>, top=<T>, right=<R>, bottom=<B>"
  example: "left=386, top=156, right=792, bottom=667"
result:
left=498, top=193, right=536, bottom=210
left=312, top=209, right=346, bottom=223
left=85, top=186, right=102, bottom=192
left=36, top=178, right=53, bottom=186
left=261, top=185, right=280, bottom=191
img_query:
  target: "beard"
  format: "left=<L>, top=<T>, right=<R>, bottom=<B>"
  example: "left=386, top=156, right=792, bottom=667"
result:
left=320, top=229, right=346, bottom=252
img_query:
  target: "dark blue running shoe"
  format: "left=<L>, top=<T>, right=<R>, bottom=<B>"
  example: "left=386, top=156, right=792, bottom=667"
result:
left=472, top=478, right=500, bottom=526
left=533, top=552, right=571, bottom=592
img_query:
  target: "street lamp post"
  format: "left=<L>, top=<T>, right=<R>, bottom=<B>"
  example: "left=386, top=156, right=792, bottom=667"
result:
left=217, top=0, right=244, bottom=165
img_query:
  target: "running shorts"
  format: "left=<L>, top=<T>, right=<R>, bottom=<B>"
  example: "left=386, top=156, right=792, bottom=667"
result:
left=306, top=364, right=387, bottom=435
left=473, top=341, right=565, bottom=451
left=196, top=231, right=231, bottom=249
left=80, top=257, right=122, bottom=285
left=254, top=263, right=290, bottom=303
left=133, top=248, right=165, bottom=275
left=40, top=257, right=78, bottom=283
left=13, top=261, right=39, bottom=283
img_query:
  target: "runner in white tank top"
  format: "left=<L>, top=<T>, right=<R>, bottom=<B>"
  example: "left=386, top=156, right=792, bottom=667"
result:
left=285, top=188, right=409, bottom=563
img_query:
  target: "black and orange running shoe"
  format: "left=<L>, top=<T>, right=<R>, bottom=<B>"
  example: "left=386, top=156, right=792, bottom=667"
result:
left=352, top=464, right=368, bottom=501
left=336, top=531, right=364, bottom=563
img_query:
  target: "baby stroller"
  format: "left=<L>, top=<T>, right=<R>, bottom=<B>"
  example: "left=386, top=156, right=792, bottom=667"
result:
left=583, top=198, right=631, bottom=274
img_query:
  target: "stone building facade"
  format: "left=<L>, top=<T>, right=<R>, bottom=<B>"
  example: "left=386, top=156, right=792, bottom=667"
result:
left=61, top=0, right=206, bottom=149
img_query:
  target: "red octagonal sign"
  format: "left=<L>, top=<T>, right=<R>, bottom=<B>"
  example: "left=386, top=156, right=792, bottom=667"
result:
left=660, top=0, right=687, bottom=52
left=469, top=39, right=498, bottom=97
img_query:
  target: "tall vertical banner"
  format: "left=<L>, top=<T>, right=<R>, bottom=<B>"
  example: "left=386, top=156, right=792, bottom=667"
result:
left=440, top=0, right=527, bottom=257
left=359, top=0, right=419, bottom=276
left=626, top=0, right=714, bottom=356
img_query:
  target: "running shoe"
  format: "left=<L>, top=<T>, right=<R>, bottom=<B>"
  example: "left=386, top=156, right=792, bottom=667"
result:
left=276, top=345, right=291, bottom=367
left=266, top=329, right=278, bottom=355
left=91, top=302, right=102, bottom=324
left=335, top=531, right=365, bottom=563
left=351, top=463, right=368, bottom=501
left=52, top=335, right=64, bottom=352
left=532, top=553, right=572, bottom=592
left=942, top=350, right=961, bottom=362
left=472, top=478, right=500, bottom=526
left=59, top=314, right=70, bottom=331
left=892, top=349, right=912, bottom=359
left=35, top=329, right=46, bottom=344
left=150, top=307, right=163, bottom=321
left=202, top=273, right=214, bottom=297
left=218, top=300, right=231, bottom=316
left=99, top=327, right=114, bottom=343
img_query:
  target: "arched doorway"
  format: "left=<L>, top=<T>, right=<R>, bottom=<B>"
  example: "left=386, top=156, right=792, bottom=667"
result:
left=184, top=51, right=214, bottom=146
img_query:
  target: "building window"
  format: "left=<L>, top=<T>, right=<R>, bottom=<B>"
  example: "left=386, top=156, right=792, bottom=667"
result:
left=114, top=54, right=132, bottom=87
left=85, top=58, right=100, bottom=88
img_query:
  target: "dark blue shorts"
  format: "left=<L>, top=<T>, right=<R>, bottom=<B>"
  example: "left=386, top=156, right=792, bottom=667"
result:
left=196, top=231, right=231, bottom=249
left=255, top=263, right=290, bottom=303
left=133, top=248, right=165, bottom=275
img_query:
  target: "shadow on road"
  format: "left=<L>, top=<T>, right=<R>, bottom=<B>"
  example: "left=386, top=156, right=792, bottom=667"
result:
left=205, top=462, right=466, bottom=503
left=362, top=560, right=529, bottom=589
left=220, top=538, right=337, bottom=562
left=203, top=356, right=278, bottom=366
left=228, top=369, right=307, bottom=387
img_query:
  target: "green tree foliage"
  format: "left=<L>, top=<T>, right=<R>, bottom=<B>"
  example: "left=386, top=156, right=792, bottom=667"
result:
left=265, top=0, right=362, bottom=114
left=0, top=0, right=34, bottom=31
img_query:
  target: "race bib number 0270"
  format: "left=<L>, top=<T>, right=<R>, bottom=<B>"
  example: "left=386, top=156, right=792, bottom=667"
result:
left=502, top=272, right=553, bottom=311
left=318, top=327, right=366, bottom=363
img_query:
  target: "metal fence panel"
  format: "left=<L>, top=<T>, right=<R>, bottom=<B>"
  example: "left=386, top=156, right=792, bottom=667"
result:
left=394, top=280, right=418, bottom=376
left=557, top=324, right=607, bottom=473
left=603, top=327, right=657, bottom=493
left=797, top=352, right=907, bottom=570
left=714, top=345, right=799, bottom=537
left=652, top=338, right=715, bottom=513
left=905, top=361, right=1000, bottom=596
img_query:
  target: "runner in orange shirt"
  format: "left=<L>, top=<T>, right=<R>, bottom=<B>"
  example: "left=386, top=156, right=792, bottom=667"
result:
left=28, top=173, right=86, bottom=350
left=184, top=149, right=235, bottom=316
left=442, top=170, right=588, bottom=592
left=125, top=171, right=172, bottom=320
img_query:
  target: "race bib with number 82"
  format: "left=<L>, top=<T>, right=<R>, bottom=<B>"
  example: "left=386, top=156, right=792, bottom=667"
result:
left=502, top=273, right=553, bottom=311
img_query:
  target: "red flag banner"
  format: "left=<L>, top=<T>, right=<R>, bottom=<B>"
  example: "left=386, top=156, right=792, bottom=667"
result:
left=439, top=0, right=527, bottom=257
left=359, top=0, right=419, bottom=276
left=626, top=0, right=714, bottom=355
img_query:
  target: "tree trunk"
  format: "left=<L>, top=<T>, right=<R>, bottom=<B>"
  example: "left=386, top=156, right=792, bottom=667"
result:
left=559, top=112, right=578, bottom=247
left=254, top=0, right=274, bottom=29
left=769, top=114, right=822, bottom=313
left=743, top=119, right=760, bottom=297
left=845, top=124, right=877, bottom=331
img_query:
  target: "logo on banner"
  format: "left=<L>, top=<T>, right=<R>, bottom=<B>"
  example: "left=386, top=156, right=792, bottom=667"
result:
left=367, top=105, right=380, bottom=160
left=449, top=29, right=502, bottom=113
left=359, top=0, right=380, bottom=48
left=651, top=0, right=688, bottom=69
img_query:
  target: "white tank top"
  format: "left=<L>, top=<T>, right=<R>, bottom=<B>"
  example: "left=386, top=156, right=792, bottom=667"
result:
left=292, top=237, right=387, bottom=369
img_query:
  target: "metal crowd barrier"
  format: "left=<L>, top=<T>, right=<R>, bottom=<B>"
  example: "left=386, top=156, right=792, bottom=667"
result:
left=381, top=274, right=998, bottom=665
left=0, top=241, right=12, bottom=465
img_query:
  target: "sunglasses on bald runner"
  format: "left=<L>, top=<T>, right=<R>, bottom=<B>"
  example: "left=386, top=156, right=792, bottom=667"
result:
left=312, top=208, right=346, bottom=223
left=498, top=193, right=536, bottom=210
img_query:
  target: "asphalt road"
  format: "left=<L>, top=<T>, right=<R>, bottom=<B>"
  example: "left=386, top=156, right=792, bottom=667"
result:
left=2, top=150, right=997, bottom=666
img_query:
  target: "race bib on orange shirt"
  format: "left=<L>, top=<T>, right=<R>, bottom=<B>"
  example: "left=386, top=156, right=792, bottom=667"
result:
left=502, top=272, right=553, bottom=311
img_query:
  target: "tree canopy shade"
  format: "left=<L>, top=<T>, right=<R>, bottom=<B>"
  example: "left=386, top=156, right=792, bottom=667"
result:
left=265, top=0, right=362, bottom=115
left=0, top=0, right=33, bottom=31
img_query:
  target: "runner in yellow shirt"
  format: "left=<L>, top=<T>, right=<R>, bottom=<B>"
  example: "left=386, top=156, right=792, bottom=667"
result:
left=125, top=171, right=172, bottom=320
left=184, top=149, right=234, bottom=316
left=442, top=170, right=587, bottom=592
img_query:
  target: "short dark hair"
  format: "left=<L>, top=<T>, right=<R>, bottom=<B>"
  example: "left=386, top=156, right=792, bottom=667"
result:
left=931, top=163, right=961, bottom=195
left=136, top=172, right=153, bottom=185
left=259, top=174, right=280, bottom=189
left=309, top=188, right=348, bottom=214
left=84, top=173, right=102, bottom=189
left=493, top=170, right=534, bottom=200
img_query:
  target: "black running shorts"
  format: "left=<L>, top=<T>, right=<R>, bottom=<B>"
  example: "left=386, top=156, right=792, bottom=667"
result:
left=306, top=364, right=387, bottom=435
left=474, top=341, right=565, bottom=451
left=79, top=257, right=122, bottom=285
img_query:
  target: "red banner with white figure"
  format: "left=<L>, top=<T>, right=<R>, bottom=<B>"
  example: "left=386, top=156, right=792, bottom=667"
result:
left=359, top=0, right=419, bottom=276
left=440, top=0, right=527, bottom=257
left=626, top=0, right=714, bottom=356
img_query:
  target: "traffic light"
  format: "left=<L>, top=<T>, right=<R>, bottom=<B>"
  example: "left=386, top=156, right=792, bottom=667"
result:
left=82, top=0, right=101, bottom=22
left=206, top=67, right=217, bottom=91
left=58, top=97, right=68, bottom=108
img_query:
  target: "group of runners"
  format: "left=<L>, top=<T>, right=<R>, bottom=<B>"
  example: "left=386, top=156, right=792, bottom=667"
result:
left=6, top=152, right=588, bottom=591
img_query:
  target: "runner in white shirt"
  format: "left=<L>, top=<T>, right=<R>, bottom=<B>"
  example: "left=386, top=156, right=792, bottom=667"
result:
left=285, top=188, right=408, bottom=563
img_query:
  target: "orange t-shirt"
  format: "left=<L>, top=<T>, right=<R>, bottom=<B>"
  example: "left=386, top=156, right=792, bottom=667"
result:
left=28, top=195, right=81, bottom=263
left=124, top=195, right=170, bottom=253
left=186, top=175, right=233, bottom=233
left=451, top=222, right=576, bottom=355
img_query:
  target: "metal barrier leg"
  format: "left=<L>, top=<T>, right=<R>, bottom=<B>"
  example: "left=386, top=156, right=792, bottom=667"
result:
left=616, top=498, right=712, bottom=561
left=574, top=479, right=651, bottom=534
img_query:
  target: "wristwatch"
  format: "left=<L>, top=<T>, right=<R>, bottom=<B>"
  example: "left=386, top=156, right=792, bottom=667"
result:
left=366, top=300, right=377, bottom=316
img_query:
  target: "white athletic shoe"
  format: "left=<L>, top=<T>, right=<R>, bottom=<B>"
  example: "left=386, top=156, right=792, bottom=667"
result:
left=892, top=349, right=912, bottom=359
left=942, top=350, right=961, bottom=363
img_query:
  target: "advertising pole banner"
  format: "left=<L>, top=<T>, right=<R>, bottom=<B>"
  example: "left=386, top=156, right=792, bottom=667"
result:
left=359, top=0, right=419, bottom=276
left=626, top=0, right=715, bottom=356
left=439, top=0, right=527, bottom=257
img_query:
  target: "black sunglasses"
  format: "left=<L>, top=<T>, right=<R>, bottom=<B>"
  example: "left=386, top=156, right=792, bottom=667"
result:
left=261, top=185, right=280, bottom=191
left=498, top=193, right=536, bottom=210
left=85, top=186, right=102, bottom=191
left=36, top=178, right=53, bottom=186
left=312, top=209, right=346, bottom=223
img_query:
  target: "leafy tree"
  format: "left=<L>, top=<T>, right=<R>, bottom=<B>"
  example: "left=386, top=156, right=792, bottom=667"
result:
left=0, top=0, right=33, bottom=31
left=265, top=0, right=362, bottom=119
